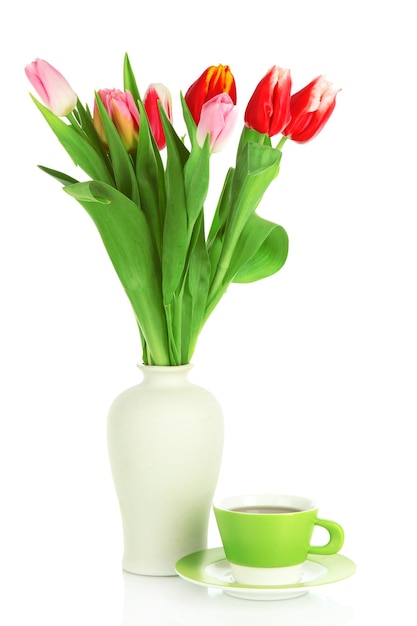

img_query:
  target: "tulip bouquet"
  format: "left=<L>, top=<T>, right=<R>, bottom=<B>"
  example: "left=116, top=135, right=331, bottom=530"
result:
left=25, top=55, right=339, bottom=366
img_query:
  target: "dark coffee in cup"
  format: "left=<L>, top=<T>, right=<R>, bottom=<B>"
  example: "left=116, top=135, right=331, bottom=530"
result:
left=231, top=505, right=302, bottom=514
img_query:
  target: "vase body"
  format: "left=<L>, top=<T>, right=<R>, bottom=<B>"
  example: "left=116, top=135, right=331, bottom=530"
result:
left=107, top=364, right=224, bottom=576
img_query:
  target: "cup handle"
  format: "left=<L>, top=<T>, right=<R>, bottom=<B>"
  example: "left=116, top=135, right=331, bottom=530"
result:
left=308, top=518, right=344, bottom=555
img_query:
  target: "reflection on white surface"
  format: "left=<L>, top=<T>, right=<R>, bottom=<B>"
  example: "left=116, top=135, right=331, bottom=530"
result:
left=122, top=571, right=355, bottom=626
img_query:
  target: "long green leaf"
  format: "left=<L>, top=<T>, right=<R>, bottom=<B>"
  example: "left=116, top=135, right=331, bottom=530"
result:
left=207, top=167, right=234, bottom=245
left=63, top=180, right=170, bottom=365
left=38, top=165, right=79, bottom=186
left=228, top=214, right=289, bottom=283
left=226, top=142, right=282, bottom=239
left=159, top=106, right=189, bottom=306
left=180, top=92, right=198, bottom=148
left=180, top=92, right=212, bottom=233
left=181, top=214, right=211, bottom=362
left=73, top=99, right=114, bottom=180
left=136, top=100, right=166, bottom=254
left=208, top=143, right=282, bottom=307
left=123, top=53, right=142, bottom=106
left=184, top=136, right=211, bottom=234
left=207, top=167, right=234, bottom=284
left=31, top=95, right=114, bottom=185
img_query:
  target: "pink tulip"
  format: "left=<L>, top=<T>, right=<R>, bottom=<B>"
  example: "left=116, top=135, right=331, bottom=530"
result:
left=93, top=88, right=140, bottom=153
left=283, top=75, right=341, bottom=143
left=196, top=93, right=238, bottom=153
left=244, top=66, right=292, bottom=137
left=185, top=65, right=237, bottom=125
left=25, top=58, right=77, bottom=117
left=143, top=83, right=173, bottom=150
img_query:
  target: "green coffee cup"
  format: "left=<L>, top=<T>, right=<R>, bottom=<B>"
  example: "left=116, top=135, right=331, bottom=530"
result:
left=213, top=494, right=344, bottom=585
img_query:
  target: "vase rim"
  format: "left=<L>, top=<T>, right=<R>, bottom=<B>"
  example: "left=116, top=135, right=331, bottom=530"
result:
left=137, top=363, right=193, bottom=372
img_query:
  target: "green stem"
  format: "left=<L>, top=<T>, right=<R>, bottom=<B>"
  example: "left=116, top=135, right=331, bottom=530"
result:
left=204, top=281, right=229, bottom=326
left=207, top=258, right=230, bottom=311
left=165, top=301, right=182, bottom=365
left=66, top=111, right=83, bottom=134
left=276, top=135, right=288, bottom=150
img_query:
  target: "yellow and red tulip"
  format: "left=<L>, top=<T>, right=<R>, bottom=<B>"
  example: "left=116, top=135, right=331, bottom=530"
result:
left=196, top=93, right=238, bottom=153
left=283, top=75, right=340, bottom=143
left=143, top=83, right=173, bottom=150
left=244, top=66, right=292, bottom=137
left=25, top=58, right=77, bottom=117
left=93, top=88, right=140, bottom=153
left=184, top=65, right=237, bottom=125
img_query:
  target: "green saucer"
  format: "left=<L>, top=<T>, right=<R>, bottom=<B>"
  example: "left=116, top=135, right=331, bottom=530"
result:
left=175, top=547, right=356, bottom=600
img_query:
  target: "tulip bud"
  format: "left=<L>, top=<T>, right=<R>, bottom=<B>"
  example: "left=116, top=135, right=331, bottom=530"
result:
left=93, top=88, right=140, bottom=153
left=283, top=75, right=341, bottom=143
left=25, top=58, right=77, bottom=117
left=196, top=93, right=238, bottom=153
left=244, top=66, right=292, bottom=137
left=184, top=65, right=237, bottom=125
left=143, top=83, right=173, bottom=150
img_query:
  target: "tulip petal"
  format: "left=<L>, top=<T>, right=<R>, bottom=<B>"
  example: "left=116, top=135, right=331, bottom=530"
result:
left=93, top=88, right=140, bottom=154
left=283, top=75, right=340, bottom=143
left=144, top=83, right=173, bottom=149
left=196, top=93, right=237, bottom=153
left=94, top=92, right=140, bottom=203
left=25, top=58, right=77, bottom=117
left=244, top=66, right=291, bottom=137
left=185, top=64, right=236, bottom=124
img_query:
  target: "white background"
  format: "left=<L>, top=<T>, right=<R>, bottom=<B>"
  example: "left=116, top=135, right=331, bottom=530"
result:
left=1, top=1, right=416, bottom=624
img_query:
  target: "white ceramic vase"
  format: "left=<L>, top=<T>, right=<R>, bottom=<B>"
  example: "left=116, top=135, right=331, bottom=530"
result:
left=107, top=364, right=224, bottom=576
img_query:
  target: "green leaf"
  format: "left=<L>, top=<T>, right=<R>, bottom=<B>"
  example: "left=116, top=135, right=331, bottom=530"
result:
left=207, top=143, right=282, bottom=311
left=63, top=180, right=170, bottom=365
left=164, top=295, right=182, bottom=365
left=159, top=106, right=190, bottom=306
left=227, top=142, right=282, bottom=237
left=94, top=94, right=140, bottom=205
left=207, top=167, right=235, bottom=250
left=136, top=100, right=166, bottom=254
left=236, top=126, right=271, bottom=158
left=228, top=214, right=289, bottom=283
left=159, top=103, right=190, bottom=165
left=184, top=135, right=211, bottom=233
left=72, top=99, right=114, bottom=177
left=63, top=180, right=111, bottom=204
left=180, top=92, right=198, bottom=147
left=180, top=93, right=211, bottom=233
left=31, top=95, right=114, bottom=185
left=123, top=53, right=142, bottom=106
left=38, top=165, right=79, bottom=186
left=181, top=214, right=211, bottom=362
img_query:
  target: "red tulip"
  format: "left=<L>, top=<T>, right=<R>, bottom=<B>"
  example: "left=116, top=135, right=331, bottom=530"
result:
left=184, top=65, right=237, bottom=125
left=244, top=66, right=292, bottom=137
left=25, top=58, right=77, bottom=117
left=196, top=93, right=238, bottom=153
left=143, top=83, right=173, bottom=150
left=283, top=75, right=340, bottom=143
left=93, top=88, right=140, bottom=153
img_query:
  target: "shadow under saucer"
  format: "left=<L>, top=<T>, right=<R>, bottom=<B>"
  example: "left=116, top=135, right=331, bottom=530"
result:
left=121, top=569, right=355, bottom=626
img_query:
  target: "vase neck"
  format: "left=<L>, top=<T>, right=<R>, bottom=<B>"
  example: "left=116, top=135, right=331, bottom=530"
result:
left=138, top=364, right=193, bottom=387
